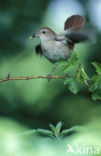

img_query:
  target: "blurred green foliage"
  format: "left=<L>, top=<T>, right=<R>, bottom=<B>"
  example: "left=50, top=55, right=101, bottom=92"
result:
left=0, top=0, right=101, bottom=155
left=0, top=119, right=101, bottom=156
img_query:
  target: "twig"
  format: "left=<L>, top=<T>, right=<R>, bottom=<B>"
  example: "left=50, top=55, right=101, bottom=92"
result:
left=0, top=74, right=66, bottom=83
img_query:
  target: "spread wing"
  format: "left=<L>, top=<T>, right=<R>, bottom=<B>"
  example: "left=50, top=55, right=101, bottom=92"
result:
left=35, top=44, right=43, bottom=55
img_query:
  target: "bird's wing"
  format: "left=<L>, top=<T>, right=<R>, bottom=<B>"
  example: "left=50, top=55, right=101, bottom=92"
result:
left=35, top=44, right=43, bottom=55
left=63, top=30, right=90, bottom=43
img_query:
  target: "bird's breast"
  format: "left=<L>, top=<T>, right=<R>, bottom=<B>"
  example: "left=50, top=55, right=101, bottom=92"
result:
left=41, top=40, right=71, bottom=63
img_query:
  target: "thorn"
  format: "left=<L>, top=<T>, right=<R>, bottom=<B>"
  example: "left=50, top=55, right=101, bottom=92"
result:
left=26, top=77, right=30, bottom=80
left=46, top=75, right=52, bottom=82
left=7, top=73, right=10, bottom=80
left=65, top=72, right=69, bottom=77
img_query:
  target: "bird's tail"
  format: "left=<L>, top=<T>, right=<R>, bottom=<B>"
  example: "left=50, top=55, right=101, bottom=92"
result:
left=64, top=15, right=90, bottom=49
left=64, top=15, right=85, bottom=31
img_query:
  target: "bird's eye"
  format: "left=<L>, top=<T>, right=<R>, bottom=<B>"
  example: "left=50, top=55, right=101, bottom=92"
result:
left=42, top=31, right=46, bottom=34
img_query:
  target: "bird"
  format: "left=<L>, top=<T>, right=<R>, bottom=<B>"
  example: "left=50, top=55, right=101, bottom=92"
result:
left=29, top=15, right=89, bottom=77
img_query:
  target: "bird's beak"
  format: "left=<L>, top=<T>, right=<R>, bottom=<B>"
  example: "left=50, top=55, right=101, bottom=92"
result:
left=29, top=33, right=36, bottom=40
left=29, top=33, right=40, bottom=40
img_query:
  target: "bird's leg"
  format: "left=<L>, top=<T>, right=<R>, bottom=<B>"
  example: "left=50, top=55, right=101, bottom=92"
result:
left=65, top=72, right=69, bottom=77
left=49, top=64, right=57, bottom=75
left=47, top=64, right=57, bottom=81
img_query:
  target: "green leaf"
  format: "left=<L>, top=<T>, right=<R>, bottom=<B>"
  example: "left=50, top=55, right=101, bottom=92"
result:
left=49, top=122, right=63, bottom=138
left=89, top=75, right=101, bottom=92
left=81, top=67, right=89, bottom=80
left=57, top=52, right=80, bottom=74
left=49, top=124, right=56, bottom=133
left=64, top=78, right=70, bottom=85
left=37, top=129, right=53, bottom=138
left=63, top=66, right=73, bottom=74
left=91, top=90, right=101, bottom=100
left=64, top=77, right=79, bottom=94
left=56, top=51, right=90, bottom=95
left=92, top=62, right=101, bottom=75
left=89, top=62, right=101, bottom=97
left=61, top=126, right=84, bottom=137
left=21, top=130, right=37, bottom=136
left=77, top=67, right=89, bottom=85
left=55, top=121, right=63, bottom=135
left=49, top=124, right=59, bottom=138
left=69, top=78, right=79, bottom=94
left=69, top=51, right=77, bottom=61
left=56, top=60, right=68, bottom=67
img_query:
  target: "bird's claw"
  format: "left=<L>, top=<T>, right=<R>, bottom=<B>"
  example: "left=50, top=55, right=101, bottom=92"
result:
left=65, top=72, right=69, bottom=77
left=46, top=74, right=52, bottom=82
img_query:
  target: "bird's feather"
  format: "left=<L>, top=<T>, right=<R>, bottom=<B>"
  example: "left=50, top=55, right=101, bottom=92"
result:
left=66, top=31, right=89, bottom=43
left=64, top=15, right=85, bottom=49
left=35, top=44, right=43, bottom=55
left=64, top=15, right=85, bottom=31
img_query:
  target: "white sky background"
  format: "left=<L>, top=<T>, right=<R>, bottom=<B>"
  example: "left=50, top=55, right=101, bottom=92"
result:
left=88, top=0, right=101, bottom=31
left=43, top=0, right=101, bottom=33
left=43, top=0, right=85, bottom=33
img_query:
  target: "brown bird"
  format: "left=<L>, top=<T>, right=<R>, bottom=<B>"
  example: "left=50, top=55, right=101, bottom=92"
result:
left=30, top=15, right=88, bottom=76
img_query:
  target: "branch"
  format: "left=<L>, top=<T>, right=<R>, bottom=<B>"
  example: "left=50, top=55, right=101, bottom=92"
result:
left=0, top=73, right=66, bottom=83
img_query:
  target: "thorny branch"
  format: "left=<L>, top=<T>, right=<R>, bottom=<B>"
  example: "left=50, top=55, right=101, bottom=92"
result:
left=0, top=73, right=66, bottom=83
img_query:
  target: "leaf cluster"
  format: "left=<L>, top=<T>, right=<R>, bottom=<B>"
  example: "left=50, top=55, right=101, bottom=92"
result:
left=89, top=62, right=101, bottom=100
left=56, top=52, right=89, bottom=94
left=56, top=52, right=101, bottom=100
left=22, top=121, right=82, bottom=140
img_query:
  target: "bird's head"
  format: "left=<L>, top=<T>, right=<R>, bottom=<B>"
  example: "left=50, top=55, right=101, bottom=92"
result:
left=29, top=27, right=56, bottom=41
